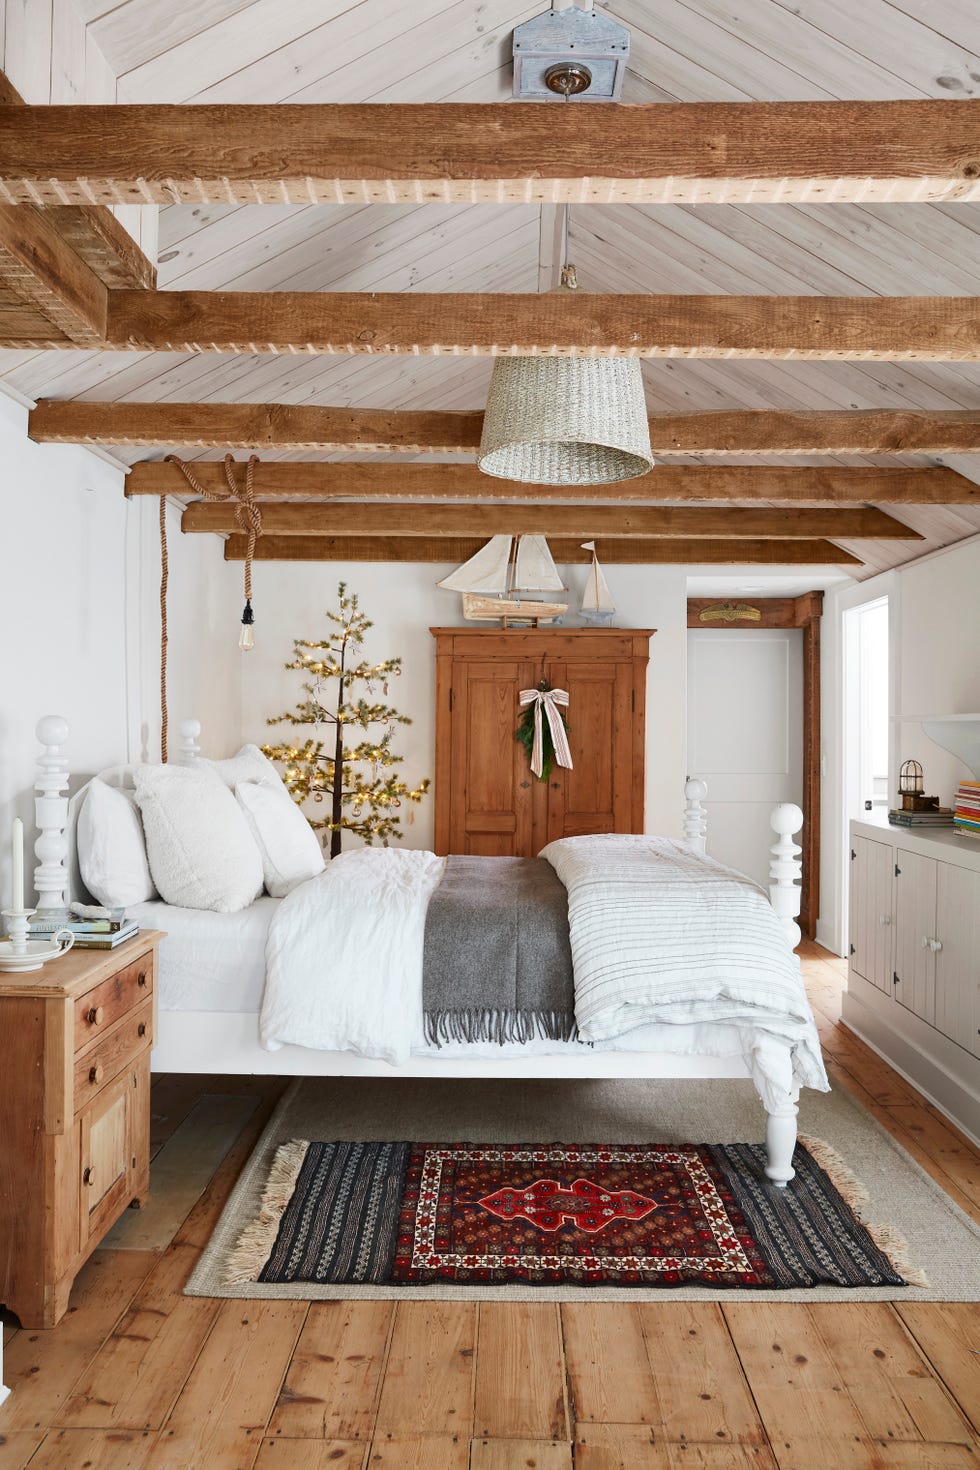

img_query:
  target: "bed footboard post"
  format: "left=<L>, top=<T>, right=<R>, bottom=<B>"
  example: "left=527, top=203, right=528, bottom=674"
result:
left=683, top=778, right=708, bottom=853
left=765, top=1093, right=799, bottom=1187
left=769, top=802, right=803, bottom=951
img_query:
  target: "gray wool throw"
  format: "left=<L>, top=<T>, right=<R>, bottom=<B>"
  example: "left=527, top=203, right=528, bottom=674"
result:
left=422, top=856, right=576, bottom=1047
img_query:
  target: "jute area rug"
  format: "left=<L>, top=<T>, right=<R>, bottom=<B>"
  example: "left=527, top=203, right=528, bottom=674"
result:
left=186, top=1076, right=980, bottom=1303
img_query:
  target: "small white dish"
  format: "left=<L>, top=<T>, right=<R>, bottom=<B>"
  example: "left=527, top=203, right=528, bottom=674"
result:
left=0, top=931, right=75, bottom=973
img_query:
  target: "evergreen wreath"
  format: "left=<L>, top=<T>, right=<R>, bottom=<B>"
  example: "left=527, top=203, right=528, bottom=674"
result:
left=515, top=678, right=571, bottom=782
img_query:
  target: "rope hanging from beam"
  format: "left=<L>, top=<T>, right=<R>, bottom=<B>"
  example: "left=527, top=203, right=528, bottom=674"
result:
left=156, top=454, right=262, bottom=760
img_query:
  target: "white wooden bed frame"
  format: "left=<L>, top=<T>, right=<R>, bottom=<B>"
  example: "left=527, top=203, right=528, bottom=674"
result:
left=44, top=716, right=808, bottom=1184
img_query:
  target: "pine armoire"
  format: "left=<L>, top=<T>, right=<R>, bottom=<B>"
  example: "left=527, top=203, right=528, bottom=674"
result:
left=431, top=627, right=654, bottom=857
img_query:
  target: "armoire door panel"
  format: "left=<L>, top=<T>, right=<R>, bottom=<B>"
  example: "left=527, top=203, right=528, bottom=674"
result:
left=545, top=661, right=634, bottom=842
left=448, top=659, right=532, bottom=856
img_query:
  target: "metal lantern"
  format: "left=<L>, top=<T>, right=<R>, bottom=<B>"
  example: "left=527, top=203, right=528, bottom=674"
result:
left=478, top=354, right=655, bottom=486
left=899, top=759, right=924, bottom=796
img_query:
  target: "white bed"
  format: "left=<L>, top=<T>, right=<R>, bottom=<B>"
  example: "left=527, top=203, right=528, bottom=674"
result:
left=58, top=718, right=822, bottom=1185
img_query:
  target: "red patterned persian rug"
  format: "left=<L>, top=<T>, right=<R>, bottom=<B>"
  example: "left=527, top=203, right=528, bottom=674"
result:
left=226, top=1138, right=918, bottom=1290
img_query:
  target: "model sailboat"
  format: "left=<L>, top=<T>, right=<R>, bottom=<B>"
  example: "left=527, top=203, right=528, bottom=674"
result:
left=437, top=535, right=568, bottom=625
left=579, top=541, right=617, bottom=624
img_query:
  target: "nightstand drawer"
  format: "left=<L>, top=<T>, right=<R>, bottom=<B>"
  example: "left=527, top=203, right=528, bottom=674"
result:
left=74, top=951, right=154, bottom=1048
left=74, top=996, right=153, bottom=1107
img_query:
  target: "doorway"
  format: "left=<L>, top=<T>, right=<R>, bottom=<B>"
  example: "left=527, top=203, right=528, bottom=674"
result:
left=687, top=628, right=803, bottom=891
left=686, top=593, right=823, bottom=937
left=842, top=596, right=890, bottom=941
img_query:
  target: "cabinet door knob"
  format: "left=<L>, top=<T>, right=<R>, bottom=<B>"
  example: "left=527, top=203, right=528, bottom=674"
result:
left=879, top=915, right=892, bottom=926
left=930, top=938, right=943, bottom=953
left=137, top=971, right=147, bottom=988
left=83, top=1166, right=95, bottom=1186
left=87, top=1006, right=104, bottom=1025
left=137, top=1022, right=147, bottom=1038
left=88, top=1064, right=103, bottom=1086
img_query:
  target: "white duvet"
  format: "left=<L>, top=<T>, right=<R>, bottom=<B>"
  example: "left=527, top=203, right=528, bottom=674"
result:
left=260, top=848, right=445, bottom=1064
left=259, top=839, right=829, bottom=1103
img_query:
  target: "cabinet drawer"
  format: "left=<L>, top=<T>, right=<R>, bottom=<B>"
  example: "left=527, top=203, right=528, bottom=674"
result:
left=74, top=952, right=154, bottom=1049
left=74, top=996, right=153, bottom=1109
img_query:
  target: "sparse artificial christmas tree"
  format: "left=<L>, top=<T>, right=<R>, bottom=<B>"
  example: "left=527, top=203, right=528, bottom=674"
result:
left=262, top=583, right=430, bottom=858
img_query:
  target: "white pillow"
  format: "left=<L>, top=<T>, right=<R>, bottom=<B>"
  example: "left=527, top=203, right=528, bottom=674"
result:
left=202, top=743, right=279, bottom=790
left=134, top=763, right=263, bottom=914
left=78, top=777, right=157, bottom=909
left=236, top=778, right=325, bottom=898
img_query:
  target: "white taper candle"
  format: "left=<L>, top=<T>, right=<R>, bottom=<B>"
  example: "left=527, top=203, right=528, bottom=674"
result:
left=11, top=817, right=24, bottom=911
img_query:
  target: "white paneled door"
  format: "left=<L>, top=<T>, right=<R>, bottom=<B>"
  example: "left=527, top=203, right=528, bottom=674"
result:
left=687, top=629, right=803, bottom=890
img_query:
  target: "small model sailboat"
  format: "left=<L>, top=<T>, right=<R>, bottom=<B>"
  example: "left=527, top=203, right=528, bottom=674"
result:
left=438, top=535, right=568, bottom=625
left=579, top=541, right=617, bottom=624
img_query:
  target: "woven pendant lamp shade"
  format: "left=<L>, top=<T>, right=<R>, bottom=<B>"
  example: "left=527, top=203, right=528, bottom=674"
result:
left=478, top=355, right=655, bottom=486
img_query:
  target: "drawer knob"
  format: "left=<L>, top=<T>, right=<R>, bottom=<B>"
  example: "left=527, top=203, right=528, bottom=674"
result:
left=87, top=1006, right=104, bottom=1026
left=83, top=1166, right=95, bottom=1186
left=137, top=971, right=147, bottom=987
left=88, top=1064, right=103, bottom=1086
left=137, top=1022, right=147, bottom=1038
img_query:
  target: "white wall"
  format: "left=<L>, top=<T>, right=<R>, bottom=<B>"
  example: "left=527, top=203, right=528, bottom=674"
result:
left=239, top=559, right=689, bottom=852
left=0, top=396, right=240, bottom=910
left=894, top=538, right=980, bottom=801
left=819, top=536, right=980, bottom=955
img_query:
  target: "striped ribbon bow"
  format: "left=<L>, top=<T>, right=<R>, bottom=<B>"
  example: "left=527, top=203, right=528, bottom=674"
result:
left=518, top=686, right=572, bottom=778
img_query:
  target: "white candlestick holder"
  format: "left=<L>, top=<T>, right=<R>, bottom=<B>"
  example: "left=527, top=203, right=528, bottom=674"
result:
left=3, top=908, right=36, bottom=956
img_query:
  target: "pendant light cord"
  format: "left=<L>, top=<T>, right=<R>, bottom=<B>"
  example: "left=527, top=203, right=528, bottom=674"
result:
left=157, top=454, right=263, bottom=760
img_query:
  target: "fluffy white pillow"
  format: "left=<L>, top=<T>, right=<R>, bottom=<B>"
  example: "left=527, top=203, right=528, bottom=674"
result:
left=78, top=777, right=157, bottom=908
left=236, top=778, right=325, bottom=898
left=202, top=743, right=279, bottom=790
left=134, top=763, right=263, bottom=914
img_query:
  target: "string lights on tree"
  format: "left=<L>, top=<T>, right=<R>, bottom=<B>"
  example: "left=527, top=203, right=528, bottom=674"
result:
left=262, top=583, right=430, bottom=858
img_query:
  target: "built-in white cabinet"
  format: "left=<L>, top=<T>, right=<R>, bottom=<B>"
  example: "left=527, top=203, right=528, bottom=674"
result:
left=845, top=817, right=980, bottom=1142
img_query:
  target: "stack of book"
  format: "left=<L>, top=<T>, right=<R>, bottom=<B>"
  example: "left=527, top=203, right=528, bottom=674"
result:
left=887, top=806, right=954, bottom=829
left=954, top=780, right=980, bottom=838
left=28, top=911, right=139, bottom=949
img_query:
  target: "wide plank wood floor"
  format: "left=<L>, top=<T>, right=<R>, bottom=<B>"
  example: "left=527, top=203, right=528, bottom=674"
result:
left=1, top=944, right=977, bottom=1470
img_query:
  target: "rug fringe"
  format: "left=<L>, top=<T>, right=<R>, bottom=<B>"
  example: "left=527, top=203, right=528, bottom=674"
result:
left=799, top=1134, right=929, bottom=1288
left=224, top=1138, right=309, bottom=1285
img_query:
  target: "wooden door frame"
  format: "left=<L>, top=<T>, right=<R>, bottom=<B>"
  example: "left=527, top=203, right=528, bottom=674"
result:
left=687, top=592, right=823, bottom=940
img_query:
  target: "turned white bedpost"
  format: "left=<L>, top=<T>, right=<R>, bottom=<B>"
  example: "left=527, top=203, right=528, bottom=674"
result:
left=769, top=802, right=803, bottom=952
left=177, top=719, right=202, bottom=764
left=683, top=777, right=708, bottom=854
left=34, top=714, right=71, bottom=921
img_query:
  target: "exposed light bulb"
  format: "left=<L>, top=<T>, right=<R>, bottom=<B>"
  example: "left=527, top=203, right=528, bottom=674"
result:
left=239, top=599, right=255, bottom=652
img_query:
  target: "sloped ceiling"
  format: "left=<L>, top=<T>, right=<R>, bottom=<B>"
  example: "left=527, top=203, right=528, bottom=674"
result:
left=3, top=0, right=980, bottom=577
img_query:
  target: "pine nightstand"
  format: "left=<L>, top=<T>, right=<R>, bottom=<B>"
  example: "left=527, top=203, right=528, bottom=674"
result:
left=0, top=930, right=165, bottom=1328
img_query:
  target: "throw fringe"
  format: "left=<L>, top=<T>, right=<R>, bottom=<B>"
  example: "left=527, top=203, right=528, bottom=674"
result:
left=800, top=1134, right=929, bottom=1288
left=424, top=1007, right=578, bottom=1048
left=224, top=1138, right=309, bottom=1285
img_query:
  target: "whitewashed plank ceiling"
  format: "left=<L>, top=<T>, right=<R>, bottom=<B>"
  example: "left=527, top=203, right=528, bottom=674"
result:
left=2, top=0, right=980, bottom=576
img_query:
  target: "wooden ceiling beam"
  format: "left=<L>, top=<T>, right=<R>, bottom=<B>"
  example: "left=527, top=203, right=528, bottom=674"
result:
left=184, top=501, right=917, bottom=540
left=99, top=291, right=980, bottom=360
left=0, top=71, right=154, bottom=292
left=32, top=403, right=980, bottom=456
left=125, top=460, right=974, bottom=505
left=0, top=203, right=107, bottom=344
left=224, top=534, right=863, bottom=566
left=1, top=101, right=978, bottom=205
